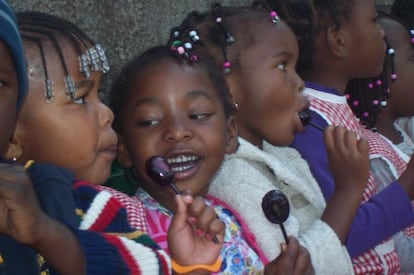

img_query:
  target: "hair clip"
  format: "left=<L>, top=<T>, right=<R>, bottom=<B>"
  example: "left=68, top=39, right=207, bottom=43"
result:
left=95, top=44, right=110, bottom=74
left=270, top=11, right=279, bottom=24
left=64, top=75, right=76, bottom=99
left=79, top=53, right=90, bottom=78
left=44, top=79, right=54, bottom=103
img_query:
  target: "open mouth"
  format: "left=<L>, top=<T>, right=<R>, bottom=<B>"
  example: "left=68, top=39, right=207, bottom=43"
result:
left=166, top=155, right=199, bottom=173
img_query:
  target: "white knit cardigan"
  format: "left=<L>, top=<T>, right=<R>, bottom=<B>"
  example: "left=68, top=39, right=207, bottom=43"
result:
left=209, top=138, right=354, bottom=275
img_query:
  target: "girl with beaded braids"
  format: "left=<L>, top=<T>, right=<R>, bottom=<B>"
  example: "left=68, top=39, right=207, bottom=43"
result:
left=109, top=42, right=313, bottom=273
left=163, top=3, right=372, bottom=274
left=0, top=10, right=228, bottom=275
left=258, top=0, right=414, bottom=273
left=346, top=12, right=414, bottom=272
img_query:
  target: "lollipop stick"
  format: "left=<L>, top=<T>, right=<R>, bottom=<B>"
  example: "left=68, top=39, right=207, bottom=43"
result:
left=172, top=182, right=219, bottom=244
left=280, top=223, right=289, bottom=244
left=170, top=183, right=182, bottom=195
left=309, top=121, right=325, bottom=131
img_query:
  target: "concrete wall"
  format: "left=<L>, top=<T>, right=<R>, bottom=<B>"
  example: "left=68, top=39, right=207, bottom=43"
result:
left=9, top=0, right=394, bottom=89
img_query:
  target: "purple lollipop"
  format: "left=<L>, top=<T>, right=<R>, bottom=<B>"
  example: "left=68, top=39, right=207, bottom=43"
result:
left=299, top=108, right=324, bottom=131
left=145, top=156, right=181, bottom=194
left=262, top=190, right=290, bottom=244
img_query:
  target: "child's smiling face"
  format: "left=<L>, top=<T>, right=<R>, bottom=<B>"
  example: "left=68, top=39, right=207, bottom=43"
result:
left=0, top=40, right=19, bottom=156
left=117, top=59, right=237, bottom=210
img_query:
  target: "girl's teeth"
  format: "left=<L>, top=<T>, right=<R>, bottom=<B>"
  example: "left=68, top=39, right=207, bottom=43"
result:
left=167, top=155, right=197, bottom=164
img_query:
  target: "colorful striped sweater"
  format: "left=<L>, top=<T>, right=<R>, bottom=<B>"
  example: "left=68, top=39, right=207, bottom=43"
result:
left=0, top=163, right=171, bottom=275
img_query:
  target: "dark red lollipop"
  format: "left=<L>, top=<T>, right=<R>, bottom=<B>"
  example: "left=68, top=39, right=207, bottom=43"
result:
left=262, top=189, right=290, bottom=244
left=145, top=156, right=181, bottom=194
left=299, top=108, right=324, bottom=131
left=145, top=155, right=219, bottom=244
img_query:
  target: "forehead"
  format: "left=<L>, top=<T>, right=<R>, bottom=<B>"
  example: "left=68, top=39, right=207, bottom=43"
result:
left=131, top=59, right=219, bottom=99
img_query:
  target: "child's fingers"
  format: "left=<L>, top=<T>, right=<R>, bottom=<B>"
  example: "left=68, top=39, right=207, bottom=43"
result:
left=293, top=245, right=313, bottom=275
left=205, top=218, right=225, bottom=242
left=192, top=202, right=217, bottom=234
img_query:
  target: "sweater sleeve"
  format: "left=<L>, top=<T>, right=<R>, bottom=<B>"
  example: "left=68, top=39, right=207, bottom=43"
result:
left=26, top=164, right=171, bottom=275
left=291, top=110, right=414, bottom=257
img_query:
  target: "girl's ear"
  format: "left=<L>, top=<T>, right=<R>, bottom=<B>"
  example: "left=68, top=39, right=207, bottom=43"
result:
left=5, top=134, right=23, bottom=161
left=225, top=115, right=239, bottom=154
left=326, top=25, right=347, bottom=58
left=116, top=134, right=133, bottom=168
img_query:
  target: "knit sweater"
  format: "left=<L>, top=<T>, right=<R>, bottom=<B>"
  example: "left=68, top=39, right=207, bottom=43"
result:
left=0, top=163, right=171, bottom=275
left=209, top=138, right=354, bottom=275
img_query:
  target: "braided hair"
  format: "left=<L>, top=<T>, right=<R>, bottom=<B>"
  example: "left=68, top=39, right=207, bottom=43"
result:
left=17, top=11, right=109, bottom=102
left=109, top=45, right=236, bottom=133
left=166, top=4, right=278, bottom=75
left=252, top=0, right=354, bottom=73
left=346, top=12, right=414, bottom=130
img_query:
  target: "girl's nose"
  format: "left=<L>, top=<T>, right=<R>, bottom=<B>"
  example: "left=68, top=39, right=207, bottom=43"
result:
left=99, top=102, right=114, bottom=128
left=163, top=119, right=192, bottom=142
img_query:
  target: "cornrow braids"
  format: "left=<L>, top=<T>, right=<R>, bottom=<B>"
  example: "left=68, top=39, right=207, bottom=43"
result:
left=346, top=12, right=414, bottom=130
left=109, top=45, right=236, bottom=133
left=167, top=4, right=275, bottom=75
left=253, top=0, right=354, bottom=73
left=17, top=11, right=109, bottom=101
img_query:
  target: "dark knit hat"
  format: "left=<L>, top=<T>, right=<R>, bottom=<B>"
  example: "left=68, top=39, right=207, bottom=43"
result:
left=0, top=0, right=27, bottom=110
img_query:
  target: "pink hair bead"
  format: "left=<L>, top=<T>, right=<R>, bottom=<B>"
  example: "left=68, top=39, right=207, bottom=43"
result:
left=373, top=100, right=379, bottom=105
left=376, top=80, right=382, bottom=86
left=363, top=112, right=369, bottom=117
left=270, top=11, right=277, bottom=17
left=411, top=37, right=414, bottom=44
left=368, top=83, right=374, bottom=89
left=190, top=55, right=198, bottom=61
left=177, top=46, right=185, bottom=55
left=352, top=100, right=359, bottom=107
left=223, top=61, right=231, bottom=68
left=216, top=17, right=222, bottom=23
left=391, top=74, right=397, bottom=80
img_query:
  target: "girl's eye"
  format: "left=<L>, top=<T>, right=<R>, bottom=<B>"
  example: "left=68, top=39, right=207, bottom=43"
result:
left=190, top=113, right=212, bottom=120
left=73, top=96, right=86, bottom=105
left=277, top=62, right=287, bottom=71
left=137, top=120, right=160, bottom=127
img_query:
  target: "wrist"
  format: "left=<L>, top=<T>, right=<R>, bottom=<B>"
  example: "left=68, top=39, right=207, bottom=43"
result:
left=171, top=257, right=222, bottom=274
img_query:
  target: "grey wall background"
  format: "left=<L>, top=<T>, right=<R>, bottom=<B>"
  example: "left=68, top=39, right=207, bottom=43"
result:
left=9, top=0, right=394, bottom=90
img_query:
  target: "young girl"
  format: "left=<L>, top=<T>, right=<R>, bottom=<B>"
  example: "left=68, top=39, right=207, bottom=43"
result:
left=346, top=12, right=414, bottom=272
left=167, top=4, right=370, bottom=274
left=1, top=10, right=226, bottom=274
left=109, top=45, right=314, bottom=274
left=391, top=0, right=414, bottom=142
left=0, top=2, right=84, bottom=274
left=264, top=0, right=414, bottom=273
left=115, top=6, right=368, bottom=274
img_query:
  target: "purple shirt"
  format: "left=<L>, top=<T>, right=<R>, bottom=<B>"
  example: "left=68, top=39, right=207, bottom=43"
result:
left=290, top=82, right=414, bottom=257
